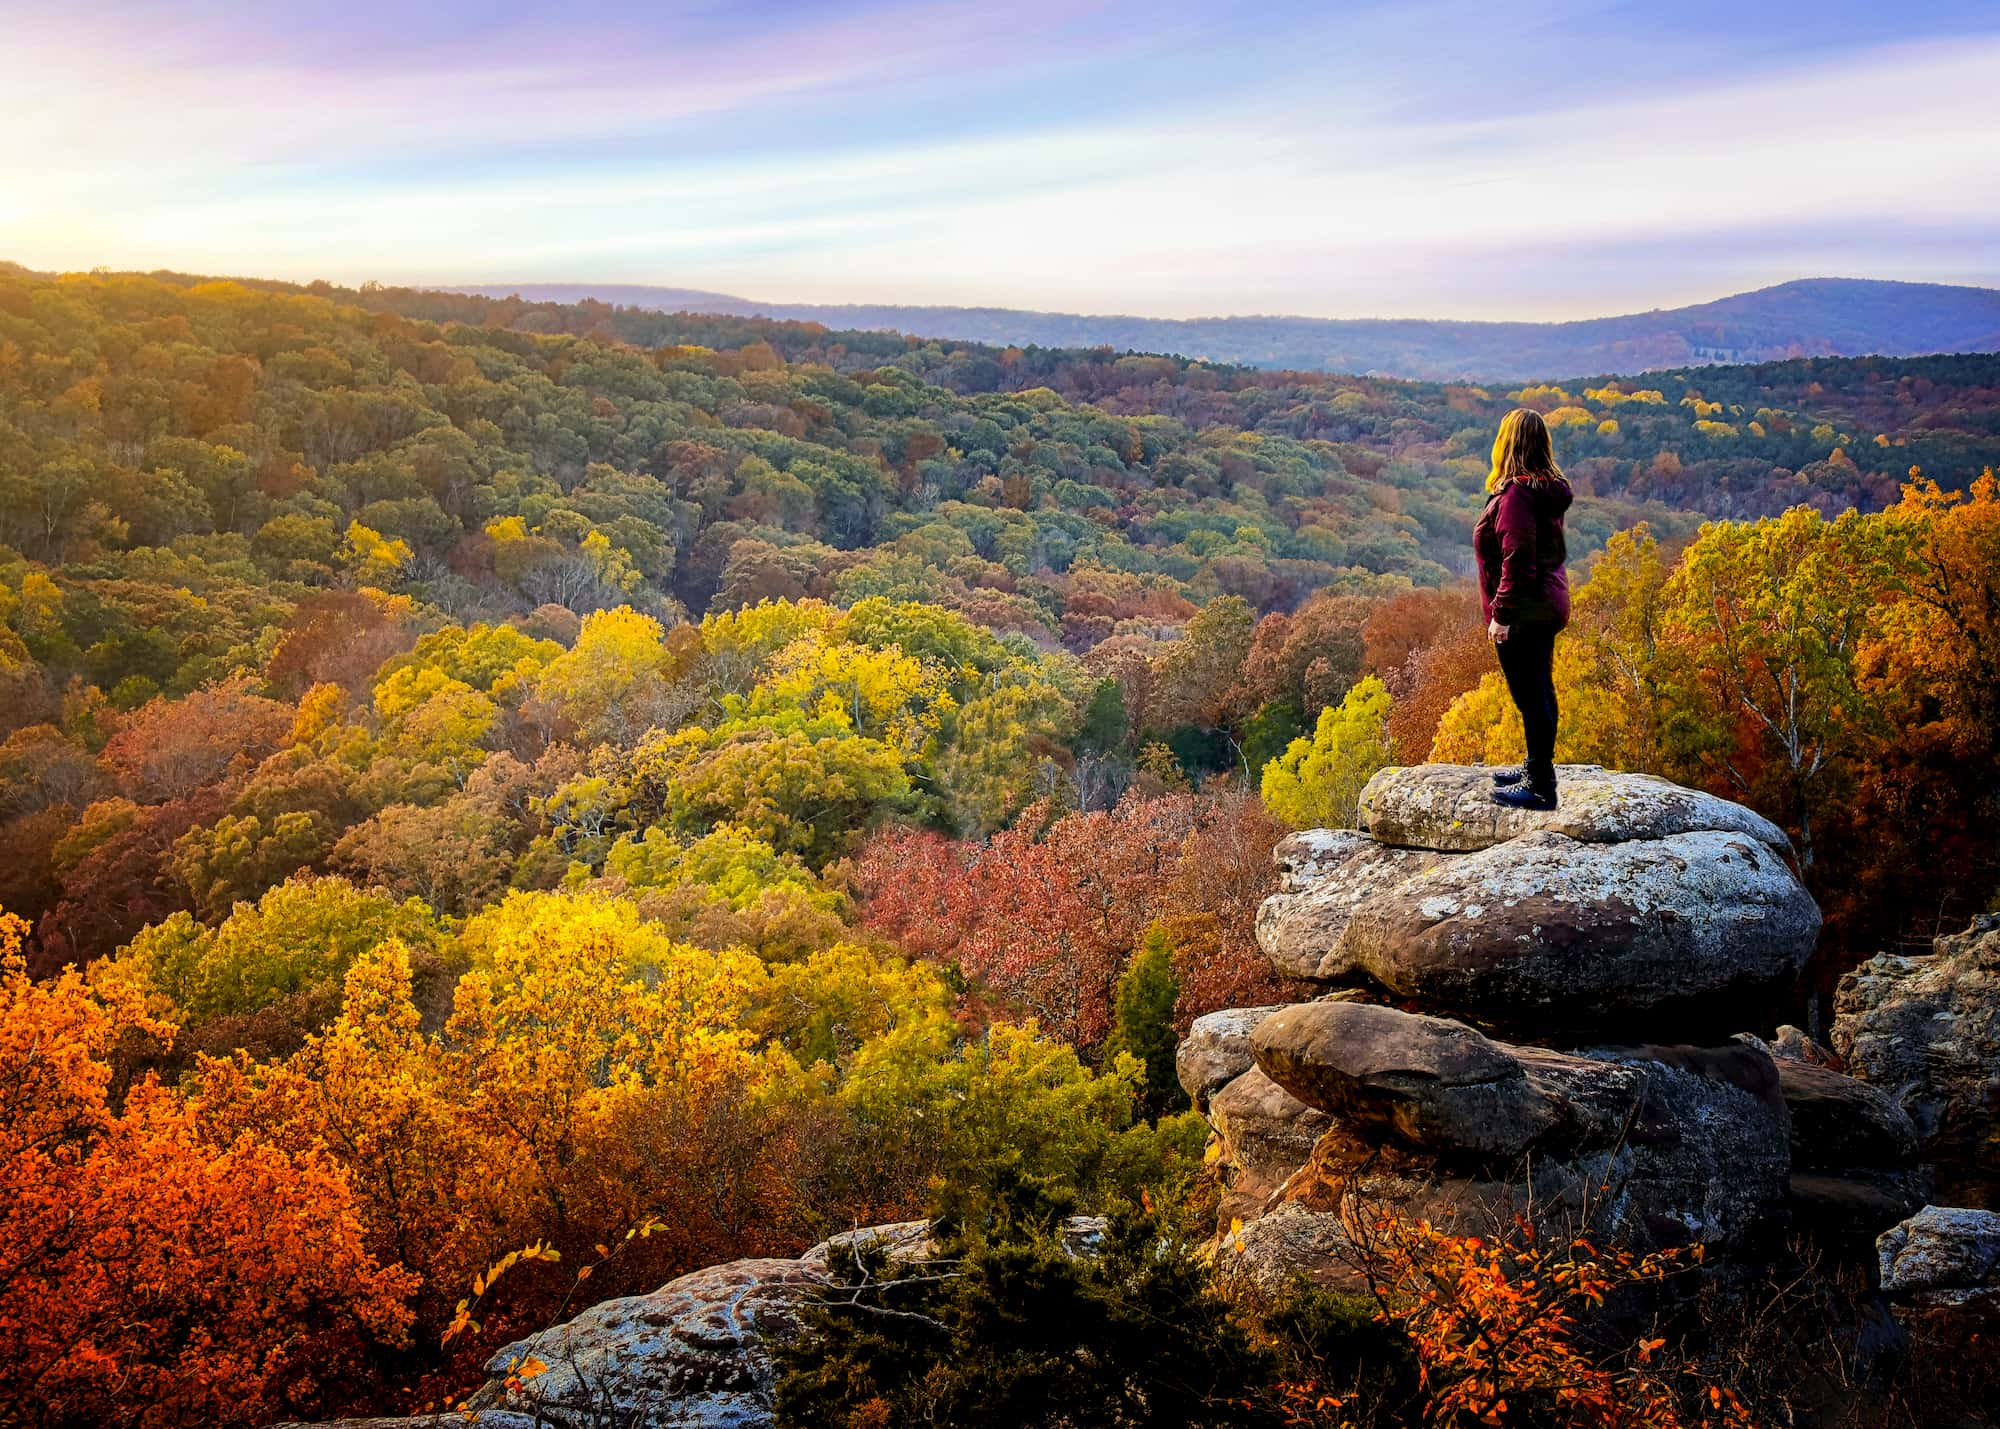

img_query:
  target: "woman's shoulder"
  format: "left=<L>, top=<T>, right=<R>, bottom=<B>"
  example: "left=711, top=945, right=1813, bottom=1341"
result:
left=1493, top=479, right=1536, bottom=516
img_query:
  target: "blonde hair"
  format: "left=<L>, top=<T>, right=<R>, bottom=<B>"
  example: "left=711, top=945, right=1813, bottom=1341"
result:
left=1487, top=407, right=1565, bottom=493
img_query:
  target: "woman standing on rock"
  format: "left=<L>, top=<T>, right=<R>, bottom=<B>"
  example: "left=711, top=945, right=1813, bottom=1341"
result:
left=1474, top=407, right=1572, bottom=811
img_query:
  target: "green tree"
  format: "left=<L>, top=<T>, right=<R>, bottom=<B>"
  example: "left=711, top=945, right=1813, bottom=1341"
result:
left=773, top=1204, right=1284, bottom=1429
left=98, top=875, right=447, bottom=1030
left=1098, top=925, right=1188, bottom=1120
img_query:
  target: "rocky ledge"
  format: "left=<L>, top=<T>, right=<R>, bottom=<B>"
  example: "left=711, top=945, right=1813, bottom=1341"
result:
left=1258, top=763, right=1820, bottom=1042
left=1833, top=913, right=2000, bottom=1206
left=1196, top=764, right=1930, bottom=1290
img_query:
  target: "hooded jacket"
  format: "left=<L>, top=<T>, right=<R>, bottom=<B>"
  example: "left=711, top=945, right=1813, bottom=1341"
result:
left=1474, top=474, right=1572, bottom=628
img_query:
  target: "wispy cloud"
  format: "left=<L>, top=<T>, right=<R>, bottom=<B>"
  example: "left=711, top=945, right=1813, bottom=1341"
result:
left=4, top=0, right=1997, bottom=317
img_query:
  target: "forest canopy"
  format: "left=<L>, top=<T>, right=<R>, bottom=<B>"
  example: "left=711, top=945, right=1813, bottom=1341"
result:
left=4, top=265, right=2000, bottom=1426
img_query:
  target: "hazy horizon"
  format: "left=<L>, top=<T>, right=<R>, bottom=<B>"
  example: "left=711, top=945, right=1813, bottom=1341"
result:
left=441, top=273, right=2000, bottom=327
left=6, top=0, right=1999, bottom=322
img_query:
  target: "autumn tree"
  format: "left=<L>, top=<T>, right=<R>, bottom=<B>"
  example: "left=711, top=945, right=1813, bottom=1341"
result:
left=1261, top=675, right=1393, bottom=830
left=1, top=910, right=415, bottom=1427
left=856, top=790, right=1287, bottom=1047
left=1876, top=471, right=2000, bottom=752
left=99, top=680, right=293, bottom=803
left=1148, top=596, right=1256, bottom=755
left=1385, top=622, right=1496, bottom=764
left=1661, top=506, right=1907, bottom=868
left=99, top=874, right=447, bottom=1048
left=529, top=605, right=700, bottom=746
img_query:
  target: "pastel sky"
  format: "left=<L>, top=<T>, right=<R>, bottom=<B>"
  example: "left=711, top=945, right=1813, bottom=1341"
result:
left=5, top=0, right=1999, bottom=319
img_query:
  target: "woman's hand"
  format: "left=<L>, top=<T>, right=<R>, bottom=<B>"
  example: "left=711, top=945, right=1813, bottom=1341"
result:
left=1487, top=618, right=1509, bottom=643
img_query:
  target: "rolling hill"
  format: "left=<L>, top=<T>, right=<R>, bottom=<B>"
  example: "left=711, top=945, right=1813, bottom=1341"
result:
left=446, top=276, right=2000, bottom=383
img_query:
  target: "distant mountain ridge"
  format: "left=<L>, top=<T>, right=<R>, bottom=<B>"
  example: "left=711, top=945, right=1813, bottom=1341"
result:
left=446, top=277, right=2000, bottom=382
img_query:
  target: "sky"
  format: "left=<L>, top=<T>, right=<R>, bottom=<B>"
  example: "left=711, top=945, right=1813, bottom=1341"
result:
left=4, top=0, right=1999, bottom=321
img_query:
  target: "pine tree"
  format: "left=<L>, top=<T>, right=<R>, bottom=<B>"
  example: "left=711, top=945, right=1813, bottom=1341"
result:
left=1100, top=924, right=1187, bottom=1120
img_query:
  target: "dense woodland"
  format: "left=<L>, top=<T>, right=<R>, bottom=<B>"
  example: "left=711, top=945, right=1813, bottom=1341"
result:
left=4, top=268, right=2000, bottom=1426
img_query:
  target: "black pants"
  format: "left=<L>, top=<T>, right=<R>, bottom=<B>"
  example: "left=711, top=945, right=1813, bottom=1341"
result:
left=1496, top=621, right=1559, bottom=790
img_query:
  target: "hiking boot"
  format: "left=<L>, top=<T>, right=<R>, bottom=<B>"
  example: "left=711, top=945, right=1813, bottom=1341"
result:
left=1490, top=766, right=1526, bottom=786
left=1492, top=782, right=1558, bottom=811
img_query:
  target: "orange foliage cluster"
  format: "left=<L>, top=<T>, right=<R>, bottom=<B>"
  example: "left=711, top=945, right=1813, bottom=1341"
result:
left=1284, top=1213, right=1752, bottom=1429
left=0, top=912, right=415, bottom=1427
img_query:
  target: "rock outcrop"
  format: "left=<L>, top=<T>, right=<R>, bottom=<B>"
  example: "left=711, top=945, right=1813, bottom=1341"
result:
left=1833, top=913, right=2000, bottom=1206
left=1177, top=1004, right=1285, bottom=1113
left=1259, top=766, right=1820, bottom=1041
left=276, top=1235, right=890, bottom=1429
left=1754, top=1049, right=1930, bottom=1247
left=1197, top=765, right=1940, bottom=1292
left=367, top=1218, right=1096, bottom=1429
left=1878, top=1205, right=2000, bottom=1312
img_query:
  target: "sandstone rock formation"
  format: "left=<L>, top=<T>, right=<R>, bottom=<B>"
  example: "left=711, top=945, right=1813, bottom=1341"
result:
left=465, top=1252, right=846, bottom=1428
left=1234, top=1002, right=1791, bottom=1272
left=1176, top=1004, right=1284, bottom=1113
left=1195, top=765, right=1935, bottom=1292
left=1757, top=1051, right=1929, bottom=1246
left=1259, top=767, right=1820, bottom=1041
left=1208, top=1065, right=1333, bottom=1220
left=1834, top=913, right=2000, bottom=1206
left=1878, top=1205, right=2000, bottom=1311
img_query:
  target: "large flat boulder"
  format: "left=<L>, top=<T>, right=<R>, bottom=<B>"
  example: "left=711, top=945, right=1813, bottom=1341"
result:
left=1834, top=915, right=2000, bottom=1205
left=1259, top=827, right=1819, bottom=1040
left=463, top=1219, right=1100, bottom=1427
left=1788, top=1170, right=1929, bottom=1250
left=1259, top=833, right=1449, bottom=981
left=469, top=1254, right=827, bottom=1427
left=1357, top=763, right=1793, bottom=855
left=1224, top=1042, right=1789, bottom=1289
left=1242, top=1000, right=1789, bottom=1257
left=1250, top=1002, right=1567, bottom=1159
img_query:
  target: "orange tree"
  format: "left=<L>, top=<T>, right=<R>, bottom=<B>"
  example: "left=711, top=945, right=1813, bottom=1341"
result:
left=0, top=909, right=415, bottom=1428
left=1293, top=1208, right=1755, bottom=1429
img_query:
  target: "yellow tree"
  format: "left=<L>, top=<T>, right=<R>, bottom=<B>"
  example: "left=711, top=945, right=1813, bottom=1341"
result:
left=1261, top=675, right=1393, bottom=829
left=1561, top=524, right=1678, bottom=774
left=191, top=940, right=482, bottom=1308
left=632, top=712, right=912, bottom=865
left=740, top=634, right=956, bottom=757
left=531, top=606, right=698, bottom=745
left=937, top=671, right=1076, bottom=835
left=1660, top=506, right=1908, bottom=869
left=1873, top=471, right=2000, bottom=752
left=445, top=891, right=763, bottom=1239
left=195, top=893, right=769, bottom=1334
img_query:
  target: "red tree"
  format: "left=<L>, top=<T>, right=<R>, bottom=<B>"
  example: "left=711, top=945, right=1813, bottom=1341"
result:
left=855, top=789, right=1293, bottom=1047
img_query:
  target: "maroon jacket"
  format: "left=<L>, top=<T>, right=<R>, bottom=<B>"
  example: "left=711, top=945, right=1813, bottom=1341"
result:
left=1474, top=476, right=1572, bottom=628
